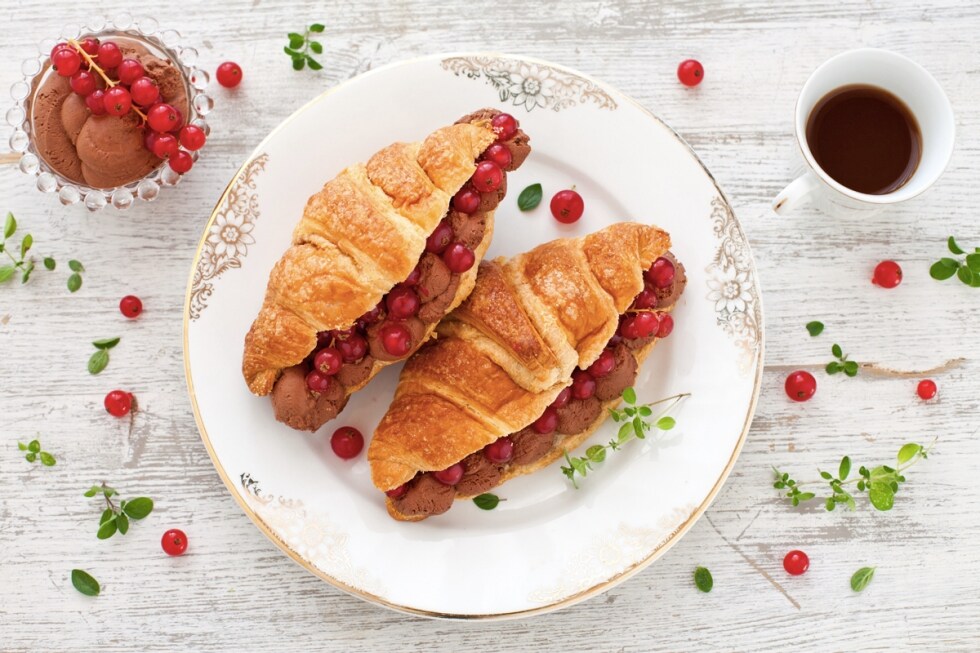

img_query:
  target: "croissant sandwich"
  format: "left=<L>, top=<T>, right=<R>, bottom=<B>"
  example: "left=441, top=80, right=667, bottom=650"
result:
left=242, top=109, right=531, bottom=431
left=368, top=222, right=687, bottom=521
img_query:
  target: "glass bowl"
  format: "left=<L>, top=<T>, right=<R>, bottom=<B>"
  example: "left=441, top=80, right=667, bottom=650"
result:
left=7, top=14, right=214, bottom=211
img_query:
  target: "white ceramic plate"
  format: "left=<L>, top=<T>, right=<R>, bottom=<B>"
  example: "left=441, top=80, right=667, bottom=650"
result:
left=183, top=53, right=763, bottom=619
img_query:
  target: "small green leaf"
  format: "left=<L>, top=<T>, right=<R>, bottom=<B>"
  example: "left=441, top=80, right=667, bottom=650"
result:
left=122, top=497, right=154, bottom=520
left=656, top=416, right=676, bottom=430
left=20, top=260, right=34, bottom=284
left=805, top=321, right=824, bottom=337
left=586, top=445, right=607, bottom=463
left=25, top=452, right=36, bottom=462
left=825, top=497, right=835, bottom=511
left=4, top=212, right=15, bottom=239
left=292, top=57, right=305, bottom=71
left=287, top=32, right=305, bottom=48
left=68, top=259, right=84, bottom=272
left=97, top=516, right=117, bottom=539
left=796, top=492, right=816, bottom=502
left=832, top=344, right=843, bottom=359
left=20, top=233, right=32, bottom=257
left=283, top=46, right=301, bottom=56
left=92, top=337, right=120, bottom=350
left=472, top=493, right=500, bottom=510
left=309, top=22, right=325, bottom=32
left=850, top=566, right=876, bottom=592
left=17, top=442, right=27, bottom=451
left=84, top=486, right=100, bottom=497
left=966, top=253, right=980, bottom=273
left=517, top=183, right=543, bottom=211
left=306, top=56, right=323, bottom=71
left=957, top=265, right=975, bottom=285
left=622, top=387, right=637, bottom=405
left=868, top=483, right=895, bottom=511
left=0, top=265, right=14, bottom=283
left=930, top=259, right=959, bottom=280
left=819, top=470, right=832, bottom=480
left=839, top=456, right=851, bottom=481
left=897, top=443, right=922, bottom=465
left=843, top=360, right=859, bottom=377
left=310, top=41, right=323, bottom=54
left=28, top=439, right=40, bottom=453
left=39, top=451, right=55, bottom=466
left=71, top=569, right=100, bottom=596
left=43, top=257, right=55, bottom=270
left=632, top=416, right=644, bottom=438
left=948, top=236, right=965, bottom=255
left=857, top=479, right=866, bottom=491
left=102, top=486, right=116, bottom=498
left=116, top=512, right=129, bottom=534
left=88, top=349, right=109, bottom=375
left=694, top=566, right=713, bottom=593
left=67, top=273, right=82, bottom=293
left=826, top=361, right=841, bottom=374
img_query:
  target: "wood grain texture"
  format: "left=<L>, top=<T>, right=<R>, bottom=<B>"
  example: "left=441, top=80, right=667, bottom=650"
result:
left=1, top=0, right=979, bottom=650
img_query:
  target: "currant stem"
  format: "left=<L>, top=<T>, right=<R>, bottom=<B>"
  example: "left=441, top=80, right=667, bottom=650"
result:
left=67, top=39, right=148, bottom=122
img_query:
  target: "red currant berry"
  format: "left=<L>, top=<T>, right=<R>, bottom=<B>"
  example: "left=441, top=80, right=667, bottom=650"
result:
left=404, top=265, right=422, bottom=287
left=104, top=390, right=134, bottom=417
left=550, top=387, right=572, bottom=409
left=872, top=260, right=902, bottom=288
left=178, top=124, right=206, bottom=151
left=50, top=43, right=71, bottom=59
left=433, top=463, right=464, bottom=485
left=443, top=243, right=476, bottom=273
left=471, top=160, right=504, bottom=193
left=425, top=219, right=454, bottom=254
left=147, top=103, right=182, bottom=133
left=69, top=70, right=97, bottom=96
left=645, top=257, right=676, bottom=289
left=481, top=143, right=513, bottom=169
left=917, top=379, right=937, bottom=400
left=550, top=189, right=585, bottom=224
left=85, top=89, right=107, bottom=116
left=216, top=61, right=243, bottom=88
left=784, top=370, right=816, bottom=402
left=314, top=347, right=343, bottom=375
left=358, top=301, right=385, bottom=327
left=531, top=407, right=559, bottom=434
left=97, top=42, right=123, bottom=69
left=484, top=436, right=514, bottom=463
left=79, top=37, right=100, bottom=56
left=151, top=134, right=179, bottom=159
left=117, top=58, right=145, bottom=85
left=129, top=76, right=160, bottom=107
left=632, top=288, right=659, bottom=310
left=619, top=312, right=660, bottom=339
left=587, top=349, right=616, bottom=378
left=386, top=483, right=408, bottom=499
left=386, top=285, right=420, bottom=319
left=52, top=48, right=82, bottom=77
left=571, top=370, right=596, bottom=400
left=783, top=550, right=809, bottom=576
left=305, top=369, right=332, bottom=394
left=161, top=528, right=188, bottom=556
left=490, top=113, right=518, bottom=140
left=168, top=150, right=194, bottom=174
left=330, top=426, right=364, bottom=459
left=656, top=313, right=674, bottom=338
left=452, top=185, right=481, bottom=214
left=677, top=59, right=705, bottom=87
left=379, top=323, right=412, bottom=357
left=103, top=87, right=132, bottom=117
left=119, top=295, right=142, bottom=318
left=330, top=327, right=355, bottom=341
left=336, top=332, right=368, bottom=362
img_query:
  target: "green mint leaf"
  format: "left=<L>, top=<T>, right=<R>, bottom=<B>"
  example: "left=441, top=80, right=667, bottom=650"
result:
left=930, top=259, right=959, bottom=280
left=39, top=451, right=55, bottom=466
left=826, top=361, right=841, bottom=374
left=292, top=57, right=305, bottom=71
left=850, top=566, right=876, bottom=592
left=287, top=32, right=305, bottom=48
left=586, top=445, right=606, bottom=463
left=88, top=349, right=109, bottom=375
left=831, top=344, right=843, bottom=359
left=83, top=486, right=100, bottom=497
left=43, top=257, right=55, bottom=270
left=25, top=452, right=36, bottom=462
left=122, top=497, right=153, bottom=520
left=309, top=22, right=325, bottom=32
left=68, top=259, right=84, bottom=272
left=20, top=233, right=32, bottom=257
left=3, top=212, right=15, bottom=239
left=694, top=566, right=713, bottom=593
left=116, top=512, right=130, bottom=534
left=517, top=183, right=543, bottom=211
left=310, top=41, right=323, bottom=54
left=868, top=483, right=895, bottom=511
left=20, top=260, right=34, bottom=284
left=839, top=455, right=851, bottom=480
left=473, top=493, right=500, bottom=510
left=948, top=236, right=965, bottom=255
left=71, top=569, right=100, bottom=596
left=897, top=443, right=922, bottom=465
left=656, top=416, right=676, bottom=430
left=957, top=265, right=975, bottom=285
left=97, top=516, right=118, bottom=539
left=0, top=265, right=14, bottom=283
left=17, top=442, right=27, bottom=451
left=966, top=253, right=980, bottom=273
left=805, top=321, right=824, bottom=337
left=622, top=387, right=637, bottom=405
left=28, top=439, right=40, bottom=453
left=92, top=337, right=120, bottom=350
left=306, top=56, right=323, bottom=71
left=67, top=273, right=82, bottom=293
left=843, top=360, right=859, bottom=377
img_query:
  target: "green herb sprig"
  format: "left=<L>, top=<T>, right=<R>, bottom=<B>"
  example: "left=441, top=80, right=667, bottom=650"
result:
left=930, top=236, right=980, bottom=287
left=826, top=343, right=859, bottom=377
left=0, top=212, right=82, bottom=290
left=88, top=337, right=120, bottom=375
left=84, top=482, right=153, bottom=539
left=561, top=389, right=689, bottom=487
left=773, top=439, right=934, bottom=512
left=284, top=23, right=325, bottom=71
left=18, top=439, right=55, bottom=466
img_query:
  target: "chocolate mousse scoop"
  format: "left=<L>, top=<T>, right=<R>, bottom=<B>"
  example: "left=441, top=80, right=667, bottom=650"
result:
left=455, top=451, right=503, bottom=496
left=391, top=473, right=455, bottom=517
left=271, top=366, right=347, bottom=432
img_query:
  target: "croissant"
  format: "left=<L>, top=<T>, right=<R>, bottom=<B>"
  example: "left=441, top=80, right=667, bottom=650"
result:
left=368, top=222, right=687, bottom=521
left=242, top=109, right=531, bottom=432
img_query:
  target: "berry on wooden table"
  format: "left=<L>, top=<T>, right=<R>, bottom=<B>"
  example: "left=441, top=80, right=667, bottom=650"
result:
left=917, top=379, right=937, bottom=400
left=550, top=189, right=584, bottom=224
left=161, top=529, right=188, bottom=556
left=104, top=390, right=134, bottom=417
left=785, top=370, right=816, bottom=402
left=677, top=59, right=704, bottom=87
left=330, top=426, right=364, bottom=459
left=119, top=295, right=142, bottom=318
left=783, top=550, right=809, bottom=575
left=872, top=260, right=902, bottom=288
left=216, top=61, right=243, bottom=88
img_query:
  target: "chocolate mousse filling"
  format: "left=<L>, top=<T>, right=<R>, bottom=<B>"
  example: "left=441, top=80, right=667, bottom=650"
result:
left=388, top=254, right=687, bottom=518
left=270, top=109, right=531, bottom=432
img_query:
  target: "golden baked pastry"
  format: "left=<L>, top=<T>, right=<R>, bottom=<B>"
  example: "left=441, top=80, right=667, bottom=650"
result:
left=367, top=222, right=687, bottom=521
left=242, top=109, right=531, bottom=432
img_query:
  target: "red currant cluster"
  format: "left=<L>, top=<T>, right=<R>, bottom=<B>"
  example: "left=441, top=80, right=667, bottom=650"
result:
left=617, top=256, right=677, bottom=340
left=49, top=38, right=205, bottom=174
left=451, top=113, right=518, bottom=214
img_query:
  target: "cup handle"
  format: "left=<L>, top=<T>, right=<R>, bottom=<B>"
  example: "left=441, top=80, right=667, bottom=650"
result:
left=772, top=172, right=820, bottom=215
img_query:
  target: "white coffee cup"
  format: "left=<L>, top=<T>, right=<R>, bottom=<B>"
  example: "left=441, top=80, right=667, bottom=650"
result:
left=773, top=48, right=955, bottom=216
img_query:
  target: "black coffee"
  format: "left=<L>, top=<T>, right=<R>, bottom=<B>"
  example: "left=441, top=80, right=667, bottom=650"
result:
left=806, top=85, right=921, bottom=195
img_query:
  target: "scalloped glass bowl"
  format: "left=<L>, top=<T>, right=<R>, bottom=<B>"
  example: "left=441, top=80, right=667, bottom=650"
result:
left=7, top=14, right=214, bottom=211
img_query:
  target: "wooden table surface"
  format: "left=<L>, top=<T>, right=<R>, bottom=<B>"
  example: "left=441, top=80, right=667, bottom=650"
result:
left=2, top=1, right=978, bottom=650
